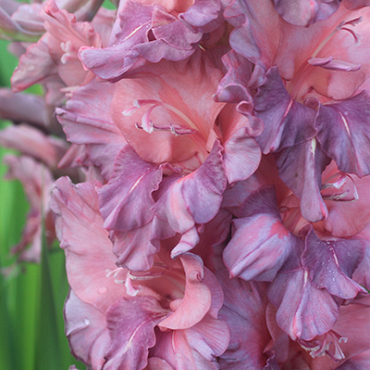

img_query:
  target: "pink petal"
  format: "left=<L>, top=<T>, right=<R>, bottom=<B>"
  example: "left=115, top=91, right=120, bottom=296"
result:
left=65, top=290, right=110, bottom=369
left=223, top=186, right=303, bottom=282
left=104, top=296, right=168, bottom=370
left=159, top=254, right=212, bottom=330
left=50, top=177, right=126, bottom=313
left=267, top=268, right=339, bottom=341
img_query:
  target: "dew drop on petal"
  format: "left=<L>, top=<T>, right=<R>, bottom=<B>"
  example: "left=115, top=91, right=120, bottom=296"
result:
left=98, top=286, right=107, bottom=294
left=84, top=318, right=90, bottom=326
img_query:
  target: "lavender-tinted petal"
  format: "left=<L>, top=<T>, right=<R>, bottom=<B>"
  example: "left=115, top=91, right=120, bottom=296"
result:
left=216, top=265, right=270, bottom=369
left=302, top=228, right=366, bottom=299
left=214, top=50, right=253, bottom=105
left=65, top=290, right=110, bottom=369
left=56, top=79, right=123, bottom=145
left=275, top=139, right=331, bottom=222
left=179, top=0, right=222, bottom=29
left=0, top=89, right=50, bottom=129
left=98, top=146, right=163, bottom=232
left=112, top=216, right=175, bottom=272
left=343, top=0, right=370, bottom=10
left=272, top=0, right=340, bottom=26
left=223, top=209, right=302, bottom=282
left=315, top=91, right=370, bottom=177
left=154, top=140, right=226, bottom=236
left=254, top=67, right=316, bottom=154
left=223, top=126, right=261, bottom=184
left=267, top=268, right=339, bottom=341
left=104, top=296, right=167, bottom=370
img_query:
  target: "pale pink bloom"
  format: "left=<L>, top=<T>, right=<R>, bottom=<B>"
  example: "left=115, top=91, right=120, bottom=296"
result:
left=51, top=176, right=229, bottom=369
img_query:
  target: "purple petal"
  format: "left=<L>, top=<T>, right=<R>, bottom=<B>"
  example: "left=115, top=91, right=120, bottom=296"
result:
left=302, top=227, right=366, bottom=299
left=272, top=0, right=340, bottom=26
left=315, top=91, right=370, bottom=177
left=223, top=186, right=303, bottom=282
left=104, top=296, right=168, bottom=370
left=98, top=146, right=164, bottom=233
left=80, top=1, right=207, bottom=81
left=343, top=0, right=370, bottom=10
left=112, top=216, right=174, bottom=272
left=65, top=290, right=110, bottom=369
left=352, top=241, right=370, bottom=291
left=179, top=0, right=222, bottom=30
left=154, top=141, right=227, bottom=254
left=216, top=264, right=270, bottom=369
left=214, top=50, right=253, bottom=105
left=267, top=268, right=339, bottom=341
left=275, top=139, right=331, bottom=222
left=254, top=67, right=317, bottom=154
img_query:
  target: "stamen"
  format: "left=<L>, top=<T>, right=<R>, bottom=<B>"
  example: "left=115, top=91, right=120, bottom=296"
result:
left=321, top=172, right=359, bottom=202
left=123, top=99, right=199, bottom=136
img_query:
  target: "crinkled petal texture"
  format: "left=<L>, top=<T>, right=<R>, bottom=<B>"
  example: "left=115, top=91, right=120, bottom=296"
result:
left=51, top=177, right=229, bottom=369
left=104, top=296, right=168, bottom=370
left=317, top=161, right=370, bottom=238
left=98, top=146, right=164, bottom=233
left=111, top=49, right=224, bottom=166
left=79, top=0, right=223, bottom=80
left=153, top=141, right=227, bottom=258
left=56, top=78, right=126, bottom=179
left=225, top=0, right=370, bottom=100
left=272, top=0, right=341, bottom=26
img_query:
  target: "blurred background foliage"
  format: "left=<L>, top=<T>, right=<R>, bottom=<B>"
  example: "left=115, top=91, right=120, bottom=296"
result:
left=0, top=38, right=85, bottom=369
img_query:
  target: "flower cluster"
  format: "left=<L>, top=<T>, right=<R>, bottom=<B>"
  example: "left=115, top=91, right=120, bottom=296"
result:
left=2, top=0, right=370, bottom=368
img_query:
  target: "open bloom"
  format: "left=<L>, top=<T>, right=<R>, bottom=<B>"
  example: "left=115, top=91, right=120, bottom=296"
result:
left=51, top=176, right=229, bottom=369
left=217, top=0, right=370, bottom=222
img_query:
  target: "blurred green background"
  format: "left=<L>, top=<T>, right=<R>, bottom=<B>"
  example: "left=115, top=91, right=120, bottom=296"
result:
left=0, top=39, right=85, bottom=369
